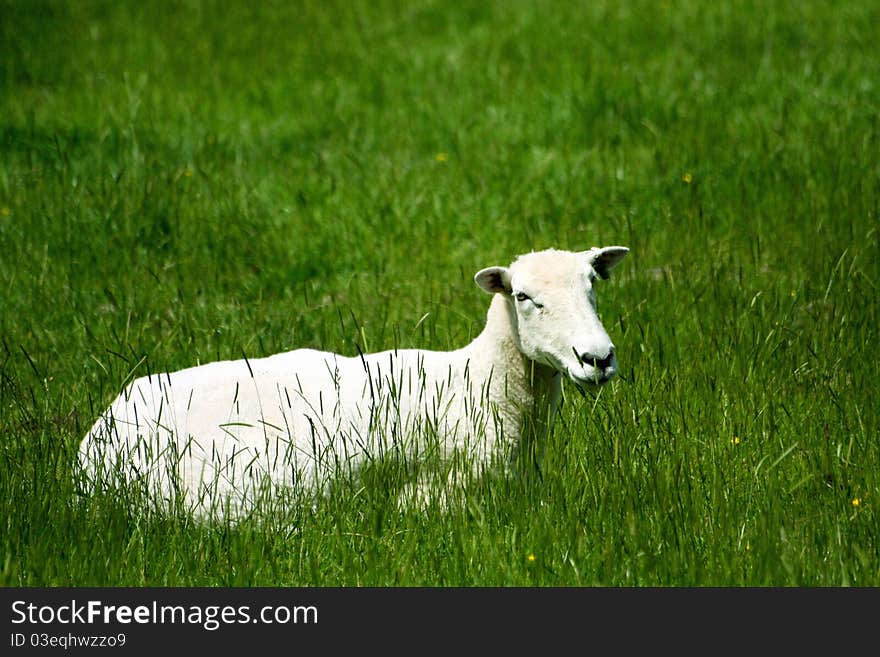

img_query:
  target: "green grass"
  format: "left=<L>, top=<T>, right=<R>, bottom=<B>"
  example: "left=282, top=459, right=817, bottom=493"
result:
left=1, top=0, right=878, bottom=586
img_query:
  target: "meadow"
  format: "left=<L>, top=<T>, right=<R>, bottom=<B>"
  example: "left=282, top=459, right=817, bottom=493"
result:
left=1, top=0, right=878, bottom=586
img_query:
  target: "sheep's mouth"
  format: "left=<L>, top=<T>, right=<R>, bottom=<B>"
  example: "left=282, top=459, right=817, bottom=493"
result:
left=568, top=368, right=616, bottom=387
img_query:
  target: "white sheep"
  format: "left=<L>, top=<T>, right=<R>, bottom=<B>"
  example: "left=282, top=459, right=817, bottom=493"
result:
left=78, top=246, right=629, bottom=518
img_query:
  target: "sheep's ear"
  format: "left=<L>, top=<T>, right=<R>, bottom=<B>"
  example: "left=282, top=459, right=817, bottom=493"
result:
left=587, top=246, right=629, bottom=280
left=474, top=266, right=512, bottom=295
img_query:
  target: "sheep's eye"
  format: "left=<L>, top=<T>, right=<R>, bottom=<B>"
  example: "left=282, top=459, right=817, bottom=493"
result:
left=515, top=292, right=543, bottom=309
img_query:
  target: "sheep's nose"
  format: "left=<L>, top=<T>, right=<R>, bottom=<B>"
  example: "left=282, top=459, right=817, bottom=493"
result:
left=576, top=347, right=615, bottom=370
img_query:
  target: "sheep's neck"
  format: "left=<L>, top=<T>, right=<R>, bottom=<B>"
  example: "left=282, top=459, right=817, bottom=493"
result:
left=468, top=294, right=562, bottom=446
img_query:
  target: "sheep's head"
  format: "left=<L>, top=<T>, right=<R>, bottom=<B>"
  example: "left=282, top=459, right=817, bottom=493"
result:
left=475, top=247, right=629, bottom=387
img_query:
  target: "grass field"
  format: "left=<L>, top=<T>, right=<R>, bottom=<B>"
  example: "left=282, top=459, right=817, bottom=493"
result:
left=1, top=0, right=878, bottom=586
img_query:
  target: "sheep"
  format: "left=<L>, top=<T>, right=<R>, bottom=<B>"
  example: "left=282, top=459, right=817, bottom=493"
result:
left=78, top=246, right=629, bottom=519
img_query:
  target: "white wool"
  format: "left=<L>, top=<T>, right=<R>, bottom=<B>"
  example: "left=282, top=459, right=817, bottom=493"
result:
left=78, top=247, right=628, bottom=519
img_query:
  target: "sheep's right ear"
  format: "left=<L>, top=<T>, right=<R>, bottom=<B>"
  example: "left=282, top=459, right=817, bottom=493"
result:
left=474, top=267, right=512, bottom=295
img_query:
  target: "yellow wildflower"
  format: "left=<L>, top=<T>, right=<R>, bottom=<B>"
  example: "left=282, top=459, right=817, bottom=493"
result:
left=682, top=172, right=693, bottom=184
left=435, top=152, right=448, bottom=163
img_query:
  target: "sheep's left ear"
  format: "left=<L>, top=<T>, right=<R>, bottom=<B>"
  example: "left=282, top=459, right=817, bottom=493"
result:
left=587, top=246, right=629, bottom=280
left=474, top=266, right=512, bottom=295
